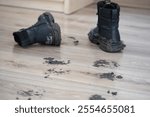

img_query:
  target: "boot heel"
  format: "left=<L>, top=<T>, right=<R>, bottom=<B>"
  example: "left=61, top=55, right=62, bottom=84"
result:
left=98, top=36, right=126, bottom=52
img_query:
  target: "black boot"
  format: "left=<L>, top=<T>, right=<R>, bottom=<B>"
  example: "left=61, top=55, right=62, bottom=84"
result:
left=13, top=12, right=61, bottom=47
left=88, top=0, right=125, bottom=52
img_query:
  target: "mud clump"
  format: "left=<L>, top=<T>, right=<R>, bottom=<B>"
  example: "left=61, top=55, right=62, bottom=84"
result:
left=100, top=72, right=123, bottom=81
left=17, top=89, right=45, bottom=99
left=17, top=90, right=34, bottom=97
left=28, top=98, right=32, bottom=100
left=68, top=36, right=79, bottom=46
left=44, top=68, right=70, bottom=78
left=43, top=57, right=71, bottom=79
left=44, top=75, right=49, bottom=79
left=111, top=92, right=117, bottom=96
left=47, top=68, right=70, bottom=75
left=94, top=60, right=109, bottom=67
left=89, top=94, right=106, bottom=100
left=80, top=71, right=123, bottom=81
left=93, top=59, right=120, bottom=68
left=107, top=90, right=118, bottom=96
left=44, top=57, right=70, bottom=65
left=107, top=90, right=110, bottom=94
left=100, top=72, right=115, bottom=81
left=112, top=61, right=120, bottom=67
left=74, top=40, right=79, bottom=46
left=116, top=75, right=123, bottom=79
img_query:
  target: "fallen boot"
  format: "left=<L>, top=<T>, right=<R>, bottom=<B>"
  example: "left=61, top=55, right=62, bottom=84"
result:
left=88, top=0, right=125, bottom=52
left=13, top=12, right=61, bottom=47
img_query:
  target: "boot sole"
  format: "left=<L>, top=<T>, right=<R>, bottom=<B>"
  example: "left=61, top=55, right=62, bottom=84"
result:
left=88, top=32, right=125, bottom=53
left=98, top=36, right=126, bottom=53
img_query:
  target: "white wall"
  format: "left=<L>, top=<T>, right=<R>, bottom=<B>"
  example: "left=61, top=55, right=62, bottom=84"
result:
left=113, top=0, right=150, bottom=9
left=95, top=0, right=150, bottom=9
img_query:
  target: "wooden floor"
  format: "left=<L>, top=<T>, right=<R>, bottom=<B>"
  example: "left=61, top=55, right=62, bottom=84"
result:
left=0, top=4, right=150, bottom=100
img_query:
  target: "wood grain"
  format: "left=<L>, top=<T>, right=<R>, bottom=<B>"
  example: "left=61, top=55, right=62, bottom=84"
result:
left=0, top=4, right=150, bottom=100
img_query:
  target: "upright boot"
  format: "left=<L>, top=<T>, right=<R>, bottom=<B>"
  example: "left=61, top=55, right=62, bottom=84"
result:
left=88, top=0, right=125, bottom=53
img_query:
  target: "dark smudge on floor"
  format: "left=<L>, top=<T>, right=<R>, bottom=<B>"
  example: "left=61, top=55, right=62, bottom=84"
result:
left=67, top=36, right=79, bottom=46
left=100, top=72, right=115, bottom=81
left=44, top=68, right=70, bottom=79
left=44, top=57, right=70, bottom=65
left=93, top=59, right=120, bottom=68
left=100, top=72, right=123, bottom=81
left=16, top=89, right=46, bottom=100
left=80, top=71, right=123, bottom=81
left=107, top=90, right=118, bottom=96
left=89, top=94, right=106, bottom=100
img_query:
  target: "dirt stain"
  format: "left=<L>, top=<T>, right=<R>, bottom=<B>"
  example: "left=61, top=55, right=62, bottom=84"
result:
left=80, top=72, right=123, bottom=81
left=111, top=92, right=117, bottom=96
left=44, top=75, right=49, bottom=79
left=107, top=90, right=110, bottom=94
left=93, top=59, right=120, bottom=68
left=17, top=90, right=34, bottom=97
left=17, top=89, right=45, bottom=98
left=47, top=68, right=70, bottom=75
left=100, top=72, right=115, bottom=81
left=100, top=72, right=123, bottom=81
left=44, top=57, right=70, bottom=65
left=89, top=94, right=106, bottom=100
left=68, top=36, right=79, bottom=46
left=116, top=75, right=123, bottom=79
left=28, top=98, right=32, bottom=100
left=107, top=90, right=118, bottom=96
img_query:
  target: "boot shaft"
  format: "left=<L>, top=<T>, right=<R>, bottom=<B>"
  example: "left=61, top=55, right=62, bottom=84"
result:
left=97, top=1, right=120, bottom=42
left=97, top=1, right=120, bottom=22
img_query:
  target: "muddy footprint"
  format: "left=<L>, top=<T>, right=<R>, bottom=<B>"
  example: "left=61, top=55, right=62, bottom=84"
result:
left=44, top=57, right=70, bottom=65
left=100, top=72, right=123, bottom=81
left=93, top=59, right=120, bottom=68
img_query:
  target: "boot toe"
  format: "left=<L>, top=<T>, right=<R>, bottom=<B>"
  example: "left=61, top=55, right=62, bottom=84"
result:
left=88, top=27, right=99, bottom=45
